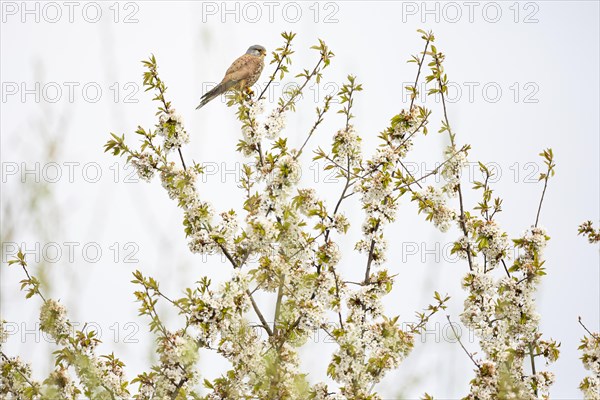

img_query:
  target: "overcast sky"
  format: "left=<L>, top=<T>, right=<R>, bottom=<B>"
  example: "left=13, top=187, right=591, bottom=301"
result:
left=2, top=1, right=599, bottom=398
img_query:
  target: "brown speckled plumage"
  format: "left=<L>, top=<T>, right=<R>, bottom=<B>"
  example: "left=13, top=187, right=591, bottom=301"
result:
left=196, top=45, right=266, bottom=109
left=223, top=53, right=265, bottom=90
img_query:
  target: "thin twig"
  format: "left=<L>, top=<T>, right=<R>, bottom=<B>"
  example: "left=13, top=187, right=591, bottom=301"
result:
left=331, top=267, right=344, bottom=330
left=216, top=242, right=239, bottom=269
left=446, top=315, right=480, bottom=369
left=177, top=148, right=187, bottom=171
left=528, top=342, right=538, bottom=396
left=501, top=259, right=511, bottom=278
left=279, top=58, right=323, bottom=112
left=143, top=286, right=169, bottom=338
left=153, top=67, right=187, bottom=172
left=578, top=316, right=598, bottom=338
left=534, top=175, right=549, bottom=228
left=21, top=264, right=46, bottom=303
left=0, top=352, right=38, bottom=389
left=258, top=39, right=293, bottom=101
left=398, top=160, right=423, bottom=189
left=295, top=97, right=330, bottom=159
left=364, top=220, right=381, bottom=284
left=357, top=117, right=428, bottom=182
left=273, top=275, right=285, bottom=335
left=433, top=53, right=474, bottom=272
left=393, top=145, right=469, bottom=193
left=409, top=36, right=431, bottom=111
left=248, top=289, right=273, bottom=336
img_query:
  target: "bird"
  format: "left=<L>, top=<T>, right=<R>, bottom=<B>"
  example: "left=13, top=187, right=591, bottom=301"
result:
left=196, top=45, right=267, bottom=110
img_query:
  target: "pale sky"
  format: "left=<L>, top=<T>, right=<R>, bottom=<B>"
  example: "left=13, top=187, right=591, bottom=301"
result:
left=1, top=1, right=599, bottom=398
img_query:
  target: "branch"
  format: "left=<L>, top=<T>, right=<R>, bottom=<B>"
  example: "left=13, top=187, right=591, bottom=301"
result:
left=177, top=149, right=187, bottom=171
left=0, top=352, right=38, bottom=390
left=279, top=58, right=323, bottom=112
left=21, top=264, right=46, bottom=303
left=432, top=50, right=474, bottom=272
left=145, top=56, right=186, bottom=171
left=364, top=228, right=379, bottom=284
left=295, top=96, right=332, bottom=159
left=357, top=116, right=429, bottom=182
left=578, top=316, right=598, bottom=339
left=528, top=342, right=538, bottom=396
left=409, top=31, right=432, bottom=111
left=446, top=315, right=480, bottom=369
left=273, top=275, right=285, bottom=335
left=393, top=144, right=470, bottom=194
left=534, top=149, right=555, bottom=227
left=399, top=160, right=423, bottom=189
left=143, top=286, right=169, bottom=338
left=258, top=33, right=295, bottom=101
left=248, top=289, right=273, bottom=336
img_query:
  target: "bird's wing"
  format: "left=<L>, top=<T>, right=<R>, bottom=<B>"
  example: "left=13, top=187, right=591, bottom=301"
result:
left=222, top=54, right=257, bottom=83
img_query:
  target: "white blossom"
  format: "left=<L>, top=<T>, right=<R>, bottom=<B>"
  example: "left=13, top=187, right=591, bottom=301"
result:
left=318, top=241, right=341, bottom=267
left=247, top=216, right=277, bottom=253
left=249, top=99, right=265, bottom=119
left=417, top=186, right=456, bottom=232
left=268, top=154, right=301, bottom=195
left=131, top=153, right=155, bottom=182
left=580, top=332, right=600, bottom=400
left=45, top=366, right=79, bottom=398
left=159, top=161, right=200, bottom=203
left=188, top=229, right=218, bottom=254
left=0, top=320, right=8, bottom=344
left=152, top=330, right=199, bottom=399
left=263, top=108, right=287, bottom=139
left=0, top=356, right=38, bottom=398
left=332, top=125, right=362, bottom=166
left=331, top=214, right=349, bottom=234
left=156, top=109, right=189, bottom=151
left=295, top=188, right=321, bottom=215
left=476, top=220, right=510, bottom=267
left=39, top=299, right=70, bottom=343
left=441, top=145, right=468, bottom=196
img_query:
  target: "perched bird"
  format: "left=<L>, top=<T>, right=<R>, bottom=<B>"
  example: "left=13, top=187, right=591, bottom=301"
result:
left=196, top=45, right=267, bottom=110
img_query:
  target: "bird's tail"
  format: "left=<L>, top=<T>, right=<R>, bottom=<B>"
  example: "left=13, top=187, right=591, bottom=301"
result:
left=195, top=81, right=237, bottom=110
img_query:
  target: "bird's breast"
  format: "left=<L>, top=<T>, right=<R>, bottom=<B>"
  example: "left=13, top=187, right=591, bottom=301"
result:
left=247, top=58, right=265, bottom=87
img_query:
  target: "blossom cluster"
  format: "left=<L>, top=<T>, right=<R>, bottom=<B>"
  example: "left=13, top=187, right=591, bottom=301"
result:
left=328, top=271, right=413, bottom=399
left=156, top=108, right=189, bottom=151
left=0, top=354, right=39, bottom=399
left=416, top=35, right=562, bottom=400
left=1, top=273, right=130, bottom=399
left=39, top=299, right=71, bottom=343
left=137, top=331, right=199, bottom=399
left=579, top=331, right=600, bottom=400
left=331, top=125, right=362, bottom=166
left=414, top=185, right=456, bottom=232
left=441, top=144, right=468, bottom=196
left=474, top=219, right=511, bottom=267
left=3, top=32, right=579, bottom=400
left=240, top=100, right=287, bottom=155
left=456, top=215, right=557, bottom=398
left=457, top=220, right=557, bottom=397
left=131, top=152, right=156, bottom=181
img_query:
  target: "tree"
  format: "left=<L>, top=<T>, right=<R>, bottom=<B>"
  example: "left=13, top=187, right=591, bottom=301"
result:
left=2, top=30, right=595, bottom=400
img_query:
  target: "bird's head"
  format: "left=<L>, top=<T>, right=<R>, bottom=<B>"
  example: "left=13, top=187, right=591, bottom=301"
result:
left=247, top=45, right=267, bottom=57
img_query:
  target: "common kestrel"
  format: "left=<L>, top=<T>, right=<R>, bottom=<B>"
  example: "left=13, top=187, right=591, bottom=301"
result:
left=196, top=44, right=266, bottom=109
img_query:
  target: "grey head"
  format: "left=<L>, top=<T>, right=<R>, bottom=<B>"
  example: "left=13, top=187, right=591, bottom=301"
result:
left=246, top=45, right=267, bottom=57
